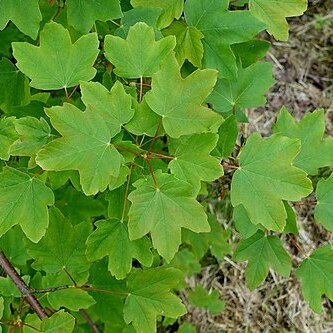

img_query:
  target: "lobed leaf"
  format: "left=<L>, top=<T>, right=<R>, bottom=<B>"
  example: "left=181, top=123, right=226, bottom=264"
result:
left=0, top=167, right=54, bottom=242
left=231, top=133, right=312, bottom=231
left=124, top=267, right=186, bottom=333
left=249, top=0, right=308, bottom=41
left=12, top=22, right=99, bottom=90
left=128, top=171, right=210, bottom=262
left=233, top=230, right=291, bottom=289
left=104, top=22, right=176, bottom=78
left=274, top=107, right=333, bottom=175
left=296, top=245, right=333, bottom=313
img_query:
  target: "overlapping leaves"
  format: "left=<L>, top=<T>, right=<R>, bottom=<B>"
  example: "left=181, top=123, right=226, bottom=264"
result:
left=1, top=1, right=329, bottom=333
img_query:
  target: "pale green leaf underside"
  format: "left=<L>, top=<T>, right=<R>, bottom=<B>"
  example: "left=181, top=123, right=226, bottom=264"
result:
left=12, top=22, right=99, bottom=90
left=233, top=230, right=291, bottom=289
left=249, top=0, right=308, bottom=41
left=296, top=245, right=333, bottom=313
left=128, top=171, right=210, bottom=261
left=0, top=167, right=54, bottom=242
left=231, top=133, right=312, bottom=231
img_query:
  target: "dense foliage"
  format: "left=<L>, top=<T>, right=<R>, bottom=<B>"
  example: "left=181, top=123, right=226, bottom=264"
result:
left=0, top=0, right=332, bottom=332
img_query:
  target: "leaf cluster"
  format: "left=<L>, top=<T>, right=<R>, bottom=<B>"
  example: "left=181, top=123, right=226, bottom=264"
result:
left=0, top=1, right=332, bottom=332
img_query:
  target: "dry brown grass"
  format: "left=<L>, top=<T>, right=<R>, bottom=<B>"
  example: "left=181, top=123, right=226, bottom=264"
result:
left=182, top=1, right=333, bottom=332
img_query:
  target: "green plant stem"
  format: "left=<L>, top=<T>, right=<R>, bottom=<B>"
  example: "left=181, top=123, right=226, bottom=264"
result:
left=0, top=251, right=48, bottom=320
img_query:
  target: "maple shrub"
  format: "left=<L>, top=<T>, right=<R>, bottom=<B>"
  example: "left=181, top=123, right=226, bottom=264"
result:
left=0, top=0, right=333, bottom=332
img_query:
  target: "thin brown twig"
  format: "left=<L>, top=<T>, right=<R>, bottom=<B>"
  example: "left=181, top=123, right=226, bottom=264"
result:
left=80, top=285, right=129, bottom=295
left=139, top=76, right=143, bottom=103
left=30, top=285, right=70, bottom=293
left=79, top=309, right=100, bottom=333
left=0, top=251, right=48, bottom=320
left=287, top=235, right=308, bottom=258
left=145, top=157, right=159, bottom=188
left=63, top=268, right=77, bottom=286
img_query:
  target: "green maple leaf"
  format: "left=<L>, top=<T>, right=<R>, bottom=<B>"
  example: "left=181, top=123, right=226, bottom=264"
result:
left=184, top=0, right=265, bottom=78
left=88, top=260, right=127, bottom=325
left=273, top=108, right=333, bottom=175
left=80, top=81, right=134, bottom=137
left=207, top=62, right=274, bottom=115
left=36, top=103, right=124, bottom=196
left=42, top=272, right=95, bottom=312
left=231, top=133, right=312, bottom=231
left=0, top=117, right=18, bottom=160
left=0, top=167, right=54, bottom=242
left=0, top=227, right=31, bottom=267
left=145, top=55, right=221, bottom=138
left=86, top=219, right=153, bottom=279
left=315, top=173, right=333, bottom=232
left=233, top=205, right=262, bottom=239
left=104, top=22, right=176, bottom=78
left=213, top=115, right=238, bottom=158
left=55, top=186, right=107, bottom=223
left=249, top=0, right=308, bottom=41
left=0, top=58, right=30, bottom=114
left=41, top=310, right=75, bottom=333
left=188, top=285, right=225, bottom=314
left=131, top=0, right=183, bottom=29
left=115, top=7, right=162, bottom=38
left=167, top=249, right=201, bottom=278
left=169, top=133, right=223, bottom=193
left=9, top=117, right=51, bottom=157
left=296, top=245, right=333, bottom=313
left=178, top=323, right=196, bottom=333
left=67, top=0, right=122, bottom=34
left=0, top=0, right=42, bottom=39
left=128, top=171, right=210, bottom=262
left=233, top=230, right=291, bottom=289
left=124, top=267, right=186, bottom=333
left=231, top=40, right=270, bottom=68
left=182, top=215, right=231, bottom=260
left=125, top=97, right=163, bottom=137
left=163, top=20, right=204, bottom=67
left=27, top=207, right=91, bottom=274
left=12, top=22, right=99, bottom=90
